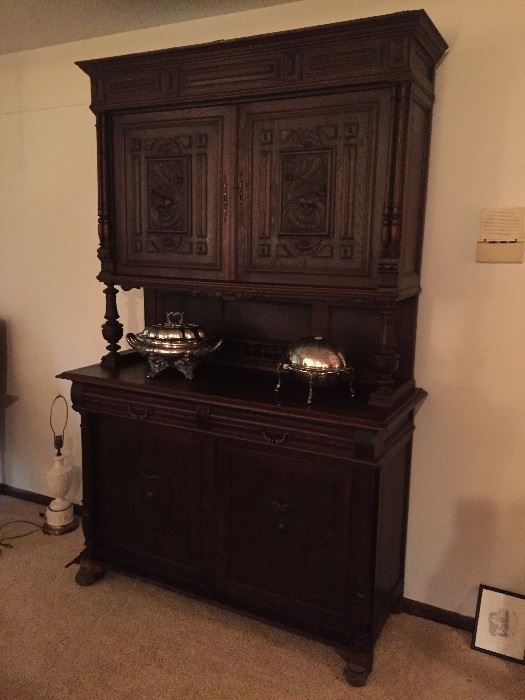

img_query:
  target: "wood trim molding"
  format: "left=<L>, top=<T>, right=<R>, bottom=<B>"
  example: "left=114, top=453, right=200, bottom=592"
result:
left=0, top=483, right=82, bottom=516
left=402, top=597, right=474, bottom=632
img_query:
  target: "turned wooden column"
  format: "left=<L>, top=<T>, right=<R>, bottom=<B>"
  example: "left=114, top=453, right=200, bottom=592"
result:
left=100, top=284, right=123, bottom=368
left=369, top=305, right=400, bottom=405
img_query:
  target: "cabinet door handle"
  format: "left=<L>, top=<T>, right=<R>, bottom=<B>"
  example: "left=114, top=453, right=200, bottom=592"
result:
left=128, top=405, right=150, bottom=420
left=262, top=430, right=290, bottom=445
left=222, top=175, right=228, bottom=224
left=238, top=173, right=244, bottom=217
left=269, top=500, right=293, bottom=534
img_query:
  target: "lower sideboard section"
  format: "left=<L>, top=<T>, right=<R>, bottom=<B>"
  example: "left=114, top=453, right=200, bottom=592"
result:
left=79, top=406, right=414, bottom=649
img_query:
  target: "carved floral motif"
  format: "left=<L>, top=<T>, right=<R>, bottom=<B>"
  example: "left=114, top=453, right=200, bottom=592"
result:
left=281, top=151, right=329, bottom=234
left=147, top=157, right=189, bottom=234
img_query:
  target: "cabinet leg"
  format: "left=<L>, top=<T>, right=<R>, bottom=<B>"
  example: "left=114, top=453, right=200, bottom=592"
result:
left=343, top=649, right=373, bottom=687
left=75, top=554, right=106, bottom=587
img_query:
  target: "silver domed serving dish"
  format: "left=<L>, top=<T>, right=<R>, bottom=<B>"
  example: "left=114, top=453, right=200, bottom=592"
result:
left=127, top=311, right=222, bottom=379
left=275, top=336, right=355, bottom=405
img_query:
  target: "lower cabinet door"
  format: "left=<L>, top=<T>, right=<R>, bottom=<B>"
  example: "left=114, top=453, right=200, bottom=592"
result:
left=216, top=438, right=354, bottom=632
left=92, top=414, right=210, bottom=585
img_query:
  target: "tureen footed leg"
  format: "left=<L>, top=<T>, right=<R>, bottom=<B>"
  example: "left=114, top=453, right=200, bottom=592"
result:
left=275, top=363, right=283, bottom=392
left=348, top=368, right=356, bottom=399
left=176, top=354, right=198, bottom=379
left=307, top=374, right=314, bottom=405
left=147, top=357, right=168, bottom=378
left=178, top=363, right=195, bottom=380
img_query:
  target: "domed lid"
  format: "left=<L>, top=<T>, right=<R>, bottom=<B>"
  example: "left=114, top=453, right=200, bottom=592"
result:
left=285, top=336, right=347, bottom=372
left=139, top=312, right=209, bottom=344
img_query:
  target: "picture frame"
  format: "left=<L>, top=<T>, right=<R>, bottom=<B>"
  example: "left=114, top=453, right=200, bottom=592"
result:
left=472, top=584, right=525, bottom=664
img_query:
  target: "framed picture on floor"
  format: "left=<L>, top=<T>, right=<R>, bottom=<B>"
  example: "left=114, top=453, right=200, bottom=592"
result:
left=472, top=584, right=525, bottom=663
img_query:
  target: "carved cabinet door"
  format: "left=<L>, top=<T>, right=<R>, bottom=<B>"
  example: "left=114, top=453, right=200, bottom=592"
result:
left=92, top=415, right=211, bottom=585
left=112, top=106, right=236, bottom=282
left=216, top=439, right=353, bottom=631
left=237, top=90, right=393, bottom=288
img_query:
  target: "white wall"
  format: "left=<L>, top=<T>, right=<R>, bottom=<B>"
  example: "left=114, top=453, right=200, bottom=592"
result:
left=1, top=0, right=524, bottom=617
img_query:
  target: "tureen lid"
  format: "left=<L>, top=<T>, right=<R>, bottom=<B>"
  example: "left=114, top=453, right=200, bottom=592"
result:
left=284, top=336, right=347, bottom=372
left=139, top=311, right=209, bottom=343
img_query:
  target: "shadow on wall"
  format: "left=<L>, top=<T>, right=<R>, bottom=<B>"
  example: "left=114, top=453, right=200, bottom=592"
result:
left=414, top=242, right=525, bottom=612
left=427, top=498, right=525, bottom=616
left=0, top=320, right=19, bottom=483
left=426, top=499, right=498, bottom=614
left=63, top=421, right=82, bottom=505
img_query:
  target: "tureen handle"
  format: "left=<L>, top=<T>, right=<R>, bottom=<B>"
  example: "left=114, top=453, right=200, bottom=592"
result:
left=166, top=311, right=184, bottom=327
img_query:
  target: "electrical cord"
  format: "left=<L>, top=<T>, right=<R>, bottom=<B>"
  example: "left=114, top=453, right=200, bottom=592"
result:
left=0, top=519, right=43, bottom=554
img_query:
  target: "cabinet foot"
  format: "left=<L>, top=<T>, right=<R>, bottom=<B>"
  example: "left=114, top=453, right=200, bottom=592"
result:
left=343, top=649, right=372, bottom=687
left=75, top=556, right=106, bottom=586
left=344, top=662, right=370, bottom=687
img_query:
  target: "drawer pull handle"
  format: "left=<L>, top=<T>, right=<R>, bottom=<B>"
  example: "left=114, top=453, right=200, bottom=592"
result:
left=195, top=405, right=210, bottom=429
left=128, top=405, right=150, bottom=420
left=262, top=430, right=290, bottom=445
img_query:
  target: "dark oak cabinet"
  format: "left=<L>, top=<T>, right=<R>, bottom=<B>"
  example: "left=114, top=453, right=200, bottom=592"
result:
left=60, top=11, right=447, bottom=686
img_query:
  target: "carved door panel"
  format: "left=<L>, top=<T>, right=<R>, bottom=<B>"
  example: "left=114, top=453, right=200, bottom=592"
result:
left=216, top=439, right=352, bottom=616
left=93, top=415, right=209, bottom=584
left=238, top=91, right=393, bottom=287
left=113, top=106, right=236, bottom=281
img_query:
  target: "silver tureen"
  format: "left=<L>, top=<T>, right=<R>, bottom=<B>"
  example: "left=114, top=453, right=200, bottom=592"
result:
left=275, top=336, right=355, bottom=404
left=127, top=311, right=222, bottom=379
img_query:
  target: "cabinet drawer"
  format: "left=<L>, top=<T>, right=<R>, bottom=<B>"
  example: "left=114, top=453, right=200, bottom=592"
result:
left=81, top=386, right=198, bottom=431
left=211, top=409, right=355, bottom=460
left=80, top=387, right=356, bottom=459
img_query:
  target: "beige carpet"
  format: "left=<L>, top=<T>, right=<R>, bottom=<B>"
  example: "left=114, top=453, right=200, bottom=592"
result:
left=0, top=495, right=523, bottom=700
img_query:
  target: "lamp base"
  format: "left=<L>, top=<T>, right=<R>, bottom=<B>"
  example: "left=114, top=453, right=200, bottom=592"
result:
left=43, top=516, right=79, bottom=536
left=43, top=501, right=79, bottom=536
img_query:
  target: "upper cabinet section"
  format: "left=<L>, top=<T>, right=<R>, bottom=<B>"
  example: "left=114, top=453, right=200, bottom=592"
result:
left=78, top=11, right=447, bottom=299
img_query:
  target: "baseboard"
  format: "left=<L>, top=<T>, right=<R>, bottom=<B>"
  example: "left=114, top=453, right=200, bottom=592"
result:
left=0, top=483, right=82, bottom=516
left=402, top=597, right=474, bottom=632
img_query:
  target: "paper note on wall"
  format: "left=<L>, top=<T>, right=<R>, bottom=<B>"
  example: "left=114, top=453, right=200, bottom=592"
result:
left=477, top=208, right=524, bottom=263
left=480, top=208, right=525, bottom=242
